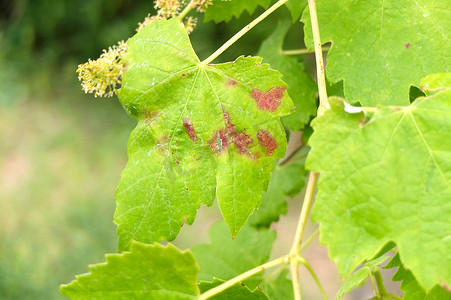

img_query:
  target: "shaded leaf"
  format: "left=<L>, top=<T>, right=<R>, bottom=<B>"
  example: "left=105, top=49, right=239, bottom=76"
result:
left=192, top=222, right=276, bottom=289
left=60, top=242, right=199, bottom=299
left=337, top=256, right=390, bottom=299
left=260, top=269, right=294, bottom=300
left=302, top=0, right=451, bottom=106
left=249, top=146, right=309, bottom=228
left=199, top=278, right=268, bottom=299
left=307, top=91, right=451, bottom=290
left=284, top=0, right=308, bottom=22
left=257, top=20, right=317, bottom=131
left=115, top=19, right=293, bottom=250
left=385, top=254, right=451, bottom=300
left=204, top=0, right=271, bottom=23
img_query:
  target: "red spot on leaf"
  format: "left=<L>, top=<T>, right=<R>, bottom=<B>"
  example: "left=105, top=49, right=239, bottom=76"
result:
left=443, top=284, right=450, bottom=292
left=156, top=136, right=168, bottom=153
left=183, top=118, right=198, bottom=142
left=181, top=216, right=187, bottom=227
left=257, top=130, right=278, bottom=156
left=181, top=73, right=189, bottom=77
left=144, top=110, right=160, bottom=125
left=227, top=79, right=237, bottom=86
left=209, top=130, right=228, bottom=155
left=251, top=87, right=286, bottom=112
left=405, top=43, right=410, bottom=48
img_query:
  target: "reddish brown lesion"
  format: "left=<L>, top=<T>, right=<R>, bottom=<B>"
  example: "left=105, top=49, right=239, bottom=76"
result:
left=156, top=135, right=168, bottom=154
left=183, top=118, right=198, bottom=142
left=226, top=79, right=237, bottom=86
left=209, top=109, right=253, bottom=156
left=251, top=86, right=286, bottom=112
left=181, top=73, right=189, bottom=77
left=144, top=110, right=160, bottom=125
left=257, top=130, right=278, bottom=156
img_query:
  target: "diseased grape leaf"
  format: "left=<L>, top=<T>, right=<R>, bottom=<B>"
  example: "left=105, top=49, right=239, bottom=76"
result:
left=284, top=0, right=308, bottom=22
left=260, top=270, right=294, bottom=300
left=337, top=256, right=390, bottom=299
left=115, top=19, right=293, bottom=250
left=60, top=242, right=199, bottom=299
left=302, top=0, right=451, bottom=106
left=307, top=91, right=451, bottom=290
left=385, top=254, right=451, bottom=300
left=257, top=20, right=317, bottom=131
left=249, top=146, right=309, bottom=228
left=192, top=222, right=276, bottom=289
left=204, top=0, right=271, bottom=23
left=199, top=278, right=268, bottom=299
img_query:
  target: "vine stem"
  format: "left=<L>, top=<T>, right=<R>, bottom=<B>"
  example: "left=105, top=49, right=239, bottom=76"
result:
left=198, top=256, right=288, bottom=300
left=374, top=269, right=389, bottom=299
left=282, top=46, right=330, bottom=56
left=289, top=171, right=319, bottom=300
left=307, top=0, right=329, bottom=111
left=201, top=0, right=290, bottom=64
left=177, top=0, right=196, bottom=20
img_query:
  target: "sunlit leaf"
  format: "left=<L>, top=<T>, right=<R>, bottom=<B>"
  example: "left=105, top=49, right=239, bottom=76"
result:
left=199, top=278, right=268, bottom=299
left=307, top=90, right=451, bottom=290
left=115, top=19, right=293, bottom=250
left=61, top=242, right=199, bottom=299
left=302, top=0, right=451, bottom=106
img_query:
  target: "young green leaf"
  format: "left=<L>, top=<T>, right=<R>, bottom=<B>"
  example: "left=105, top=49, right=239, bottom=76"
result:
left=60, top=242, right=199, bottom=299
left=199, top=278, right=268, bottom=299
left=192, top=222, right=276, bottom=289
left=257, top=20, right=317, bottom=131
left=249, top=147, right=309, bottom=228
left=260, top=269, right=294, bottom=300
left=385, top=254, right=451, bottom=299
left=115, top=19, right=293, bottom=250
left=420, top=73, right=451, bottom=92
left=302, top=0, right=451, bottom=106
left=307, top=91, right=451, bottom=290
left=204, top=0, right=271, bottom=23
left=337, top=256, right=390, bottom=299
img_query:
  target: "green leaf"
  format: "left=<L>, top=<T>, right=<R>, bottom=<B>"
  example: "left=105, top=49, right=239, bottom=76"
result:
left=249, top=146, right=309, bottom=228
left=307, top=92, right=451, bottom=290
left=302, top=0, right=451, bottom=106
left=420, top=73, right=451, bottom=92
left=337, top=256, right=390, bottom=299
left=257, top=20, right=317, bottom=131
left=60, top=242, right=199, bottom=299
left=199, top=278, right=268, bottom=299
left=115, top=19, right=293, bottom=250
left=385, top=254, right=451, bottom=299
left=284, top=0, right=308, bottom=22
left=192, top=222, right=276, bottom=289
left=204, top=0, right=271, bottom=23
left=260, top=270, right=294, bottom=300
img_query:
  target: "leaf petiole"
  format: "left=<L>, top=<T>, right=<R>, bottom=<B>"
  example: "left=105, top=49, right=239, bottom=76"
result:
left=177, top=0, right=196, bottom=20
left=282, top=46, right=330, bottom=56
left=201, top=0, right=290, bottom=64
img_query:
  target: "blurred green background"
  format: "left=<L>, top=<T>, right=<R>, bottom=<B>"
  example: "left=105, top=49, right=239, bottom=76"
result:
left=0, top=1, right=392, bottom=299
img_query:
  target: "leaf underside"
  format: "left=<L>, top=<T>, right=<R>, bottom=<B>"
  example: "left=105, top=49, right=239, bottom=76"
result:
left=61, top=242, right=200, bottom=299
left=204, top=0, right=271, bottom=23
left=307, top=88, right=451, bottom=290
left=302, top=0, right=451, bottom=106
left=115, top=19, right=293, bottom=250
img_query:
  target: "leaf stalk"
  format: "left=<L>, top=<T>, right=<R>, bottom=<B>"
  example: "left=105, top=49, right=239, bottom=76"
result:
left=282, top=46, right=330, bottom=56
left=201, top=0, right=290, bottom=64
left=177, top=0, right=196, bottom=20
left=307, top=0, right=329, bottom=111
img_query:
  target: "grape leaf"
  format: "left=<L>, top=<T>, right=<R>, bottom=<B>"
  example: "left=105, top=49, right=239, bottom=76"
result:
left=307, top=91, right=451, bottom=290
left=284, top=0, right=308, bottom=22
left=192, top=222, right=276, bottom=289
left=204, top=0, right=271, bottom=23
left=260, top=270, right=294, bottom=300
left=385, top=254, right=451, bottom=300
left=257, top=20, right=317, bottom=130
left=421, top=73, right=451, bottom=92
left=60, top=242, right=199, bottom=299
left=337, top=256, right=390, bottom=299
left=199, top=278, right=268, bottom=299
left=249, top=146, right=309, bottom=228
left=302, top=0, right=451, bottom=106
left=115, top=19, right=293, bottom=250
